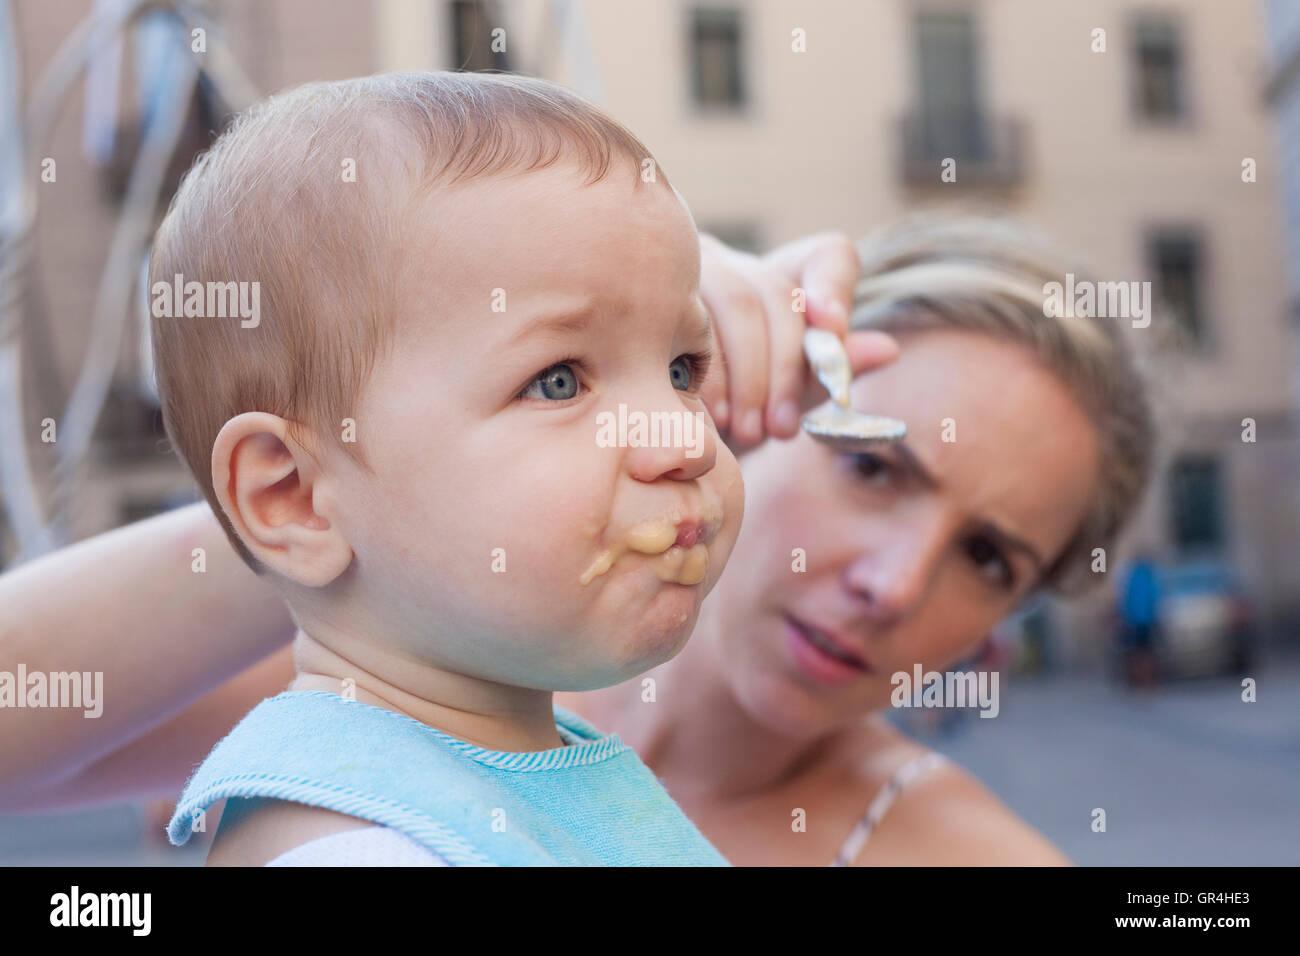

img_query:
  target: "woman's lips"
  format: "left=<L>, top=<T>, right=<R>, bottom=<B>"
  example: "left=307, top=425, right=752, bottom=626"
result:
left=783, top=614, right=872, bottom=685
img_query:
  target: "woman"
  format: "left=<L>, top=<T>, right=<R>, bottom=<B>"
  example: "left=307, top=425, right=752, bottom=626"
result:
left=0, top=217, right=1154, bottom=865
left=563, top=217, right=1152, bottom=866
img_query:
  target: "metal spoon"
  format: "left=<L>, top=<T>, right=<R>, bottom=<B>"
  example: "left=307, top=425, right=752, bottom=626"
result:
left=801, top=328, right=907, bottom=448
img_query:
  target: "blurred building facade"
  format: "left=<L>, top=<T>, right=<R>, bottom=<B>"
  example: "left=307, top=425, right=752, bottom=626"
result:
left=6, top=0, right=1298, bottom=661
left=1266, top=1, right=1300, bottom=457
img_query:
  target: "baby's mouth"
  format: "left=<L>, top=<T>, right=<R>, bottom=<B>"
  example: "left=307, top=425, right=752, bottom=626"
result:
left=579, top=510, right=724, bottom=587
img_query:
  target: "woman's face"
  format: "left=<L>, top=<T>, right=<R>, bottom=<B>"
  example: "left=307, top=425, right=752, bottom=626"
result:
left=710, top=327, right=1103, bottom=736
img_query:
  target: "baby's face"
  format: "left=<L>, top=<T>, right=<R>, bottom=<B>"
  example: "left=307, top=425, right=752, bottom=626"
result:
left=323, top=162, right=743, bottom=690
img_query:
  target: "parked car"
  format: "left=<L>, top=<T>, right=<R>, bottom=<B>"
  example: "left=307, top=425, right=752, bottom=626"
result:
left=1153, top=560, right=1256, bottom=678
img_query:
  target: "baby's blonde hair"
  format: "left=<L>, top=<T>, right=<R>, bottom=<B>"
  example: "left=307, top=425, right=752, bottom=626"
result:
left=150, top=71, right=661, bottom=572
left=850, top=215, right=1156, bottom=593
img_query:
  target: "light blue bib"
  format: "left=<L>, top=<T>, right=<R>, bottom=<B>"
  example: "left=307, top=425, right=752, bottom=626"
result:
left=167, top=690, right=729, bottom=866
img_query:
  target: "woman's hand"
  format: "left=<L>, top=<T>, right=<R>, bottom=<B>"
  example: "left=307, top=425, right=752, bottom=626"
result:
left=698, top=231, right=900, bottom=452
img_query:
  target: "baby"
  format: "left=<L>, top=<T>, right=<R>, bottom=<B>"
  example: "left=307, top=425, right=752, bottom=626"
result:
left=155, top=71, right=744, bottom=865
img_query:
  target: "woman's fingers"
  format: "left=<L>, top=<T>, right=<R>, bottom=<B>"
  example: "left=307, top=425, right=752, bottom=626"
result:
left=755, top=269, right=807, bottom=439
left=699, top=324, right=730, bottom=432
left=697, top=237, right=732, bottom=431
left=845, top=329, right=901, bottom=375
left=763, top=231, right=861, bottom=338
left=800, top=331, right=901, bottom=412
left=705, top=242, right=806, bottom=444
left=699, top=237, right=770, bottom=447
left=716, top=257, right=806, bottom=445
left=699, top=231, right=889, bottom=449
left=763, top=231, right=868, bottom=426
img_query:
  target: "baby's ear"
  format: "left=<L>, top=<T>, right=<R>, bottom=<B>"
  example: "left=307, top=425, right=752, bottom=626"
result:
left=210, top=412, right=353, bottom=586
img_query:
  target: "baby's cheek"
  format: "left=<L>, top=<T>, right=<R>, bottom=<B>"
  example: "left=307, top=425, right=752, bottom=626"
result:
left=471, top=494, right=605, bottom=596
left=711, top=451, right=747, bottom=560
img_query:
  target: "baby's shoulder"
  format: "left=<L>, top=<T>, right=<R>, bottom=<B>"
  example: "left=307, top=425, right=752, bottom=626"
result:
left=205, top=798, right=375, bottom=867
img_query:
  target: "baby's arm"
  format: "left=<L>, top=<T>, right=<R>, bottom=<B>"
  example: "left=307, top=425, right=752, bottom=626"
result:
left=0, top=503, right=296, bottom=807
left=205, top=799, right=377, bottom=866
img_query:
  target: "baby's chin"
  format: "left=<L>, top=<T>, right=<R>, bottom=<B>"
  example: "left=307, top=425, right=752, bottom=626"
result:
left=554, top=597, right=702, bottom=691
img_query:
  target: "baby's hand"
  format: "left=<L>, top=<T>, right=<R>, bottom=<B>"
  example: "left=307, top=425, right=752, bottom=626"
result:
left=698, top=231, right=900, bottom=452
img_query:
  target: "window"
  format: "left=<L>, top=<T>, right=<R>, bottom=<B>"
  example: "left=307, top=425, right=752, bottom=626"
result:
left=1168, top=456, right=1225, bottom=552
left=1149, top=231, right=1206, bottom=341
left=1133, top=15, right=1186, bottom=120
left=451, top=0, right=511, bottom=73
left=690, top=8, right=745, bottom=109
left=914, top=11, right=985, bottom=160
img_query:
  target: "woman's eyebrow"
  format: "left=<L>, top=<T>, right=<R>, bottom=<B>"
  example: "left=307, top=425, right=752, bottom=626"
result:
left=979, top=522, right=1046, bottom=572
left=891, top=442, right=1046, bottom=571
left=892, top=441, right=938, bottom=489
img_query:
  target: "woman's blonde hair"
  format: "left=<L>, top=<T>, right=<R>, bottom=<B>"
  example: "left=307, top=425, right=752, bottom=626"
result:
left=850, top=214, right=1156, bottom=593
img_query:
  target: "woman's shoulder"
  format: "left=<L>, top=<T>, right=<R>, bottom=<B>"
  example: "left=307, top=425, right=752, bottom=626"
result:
left=836, top=717, right=1071, bottom=867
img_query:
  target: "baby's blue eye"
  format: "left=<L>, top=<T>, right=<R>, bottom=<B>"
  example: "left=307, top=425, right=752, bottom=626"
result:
left=524, top=363, right=580, bottom=400
left=669, top=355, right=693, bottom=391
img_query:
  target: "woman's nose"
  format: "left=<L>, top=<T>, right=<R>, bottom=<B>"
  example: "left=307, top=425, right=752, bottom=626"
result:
left=841, top=517, right=948, bottom=625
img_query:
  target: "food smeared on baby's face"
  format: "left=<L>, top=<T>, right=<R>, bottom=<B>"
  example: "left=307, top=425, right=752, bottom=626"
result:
left=579, top=508, right=725, bottom=587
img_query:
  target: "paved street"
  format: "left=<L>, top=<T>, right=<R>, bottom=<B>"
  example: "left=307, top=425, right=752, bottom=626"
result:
left=899, top=650, right=1300, bottom=865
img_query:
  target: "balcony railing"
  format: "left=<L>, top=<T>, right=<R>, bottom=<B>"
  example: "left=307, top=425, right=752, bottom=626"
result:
left=898, top=108, right=1026, bottom=187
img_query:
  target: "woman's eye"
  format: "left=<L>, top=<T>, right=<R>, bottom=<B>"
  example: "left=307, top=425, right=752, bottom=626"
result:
left=966, top=535, right=1014, bottom=590
left=850, top=452, right=893, bottom=485
left=522, top=362, right=581, bottom=401
left=669, top=355, right=693, bottom=391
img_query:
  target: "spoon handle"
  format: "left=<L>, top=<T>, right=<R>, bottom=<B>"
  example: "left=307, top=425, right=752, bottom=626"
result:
left=803, top=328, right=852, bottom=408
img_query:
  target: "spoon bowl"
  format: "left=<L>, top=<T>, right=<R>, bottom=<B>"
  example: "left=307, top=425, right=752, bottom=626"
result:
left=801, top=328, right=907, bottom=449
left=802, top=403, right=907, bottom=448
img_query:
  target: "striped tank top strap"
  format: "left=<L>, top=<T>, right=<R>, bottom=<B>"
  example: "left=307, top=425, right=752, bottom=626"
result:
left=829, top=751, right=949, bottom=867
